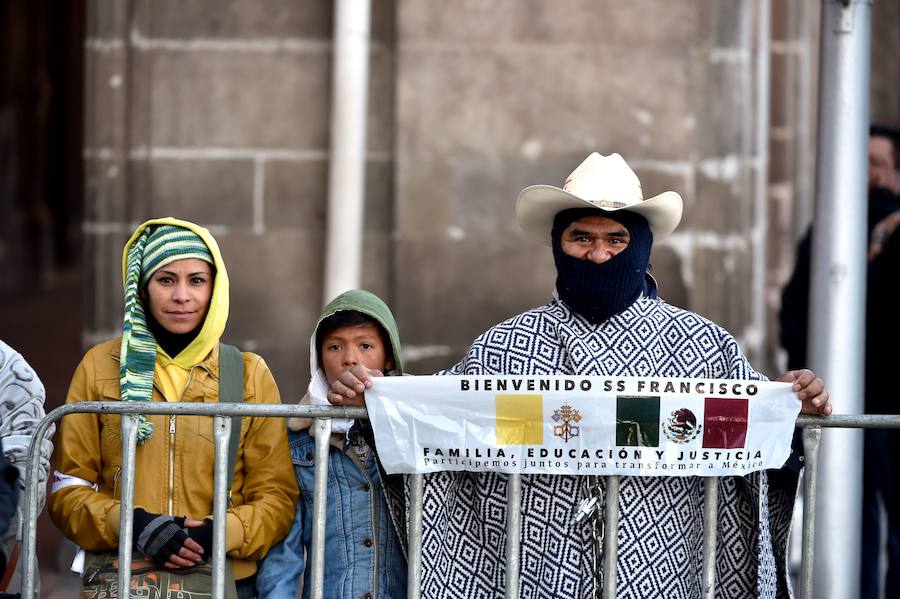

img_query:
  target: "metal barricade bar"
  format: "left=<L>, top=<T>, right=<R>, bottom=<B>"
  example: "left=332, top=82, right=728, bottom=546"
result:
left=505, top=473, right=523, bottom=599
left=310, top=416, right=333, bottom=599
left=407, top=474, right=425, bottom=599
left=602, top=475, right=621, bottom=598
left=701, top=478, right=719, bottom=598
left=796, top=415, right=900, bottom=428
left=211, top=416, right=232, bottom=598
left=21, top=402, right=366, bottom=599
left=22, top=406, right=900, bottom=599
left=799, top=425, right=823, bottom=599
left=117, top=415, right=139, bottom=599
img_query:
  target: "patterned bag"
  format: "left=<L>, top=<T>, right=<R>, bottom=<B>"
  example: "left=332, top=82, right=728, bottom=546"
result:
left=80, top=550, right=237, bottom=599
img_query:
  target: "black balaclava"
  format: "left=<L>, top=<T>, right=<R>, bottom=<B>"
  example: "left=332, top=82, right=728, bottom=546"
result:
left=551, top=208, right=654, bottom=325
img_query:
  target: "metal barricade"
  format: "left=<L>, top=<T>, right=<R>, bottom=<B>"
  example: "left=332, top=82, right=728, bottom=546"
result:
left=21, top=406, right=900, bottom=599
left=22, top=402, right=365, bottom=599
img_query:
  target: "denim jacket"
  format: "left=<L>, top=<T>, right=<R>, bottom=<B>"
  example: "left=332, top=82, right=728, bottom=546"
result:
left=257, top=427, right=407, bottom=599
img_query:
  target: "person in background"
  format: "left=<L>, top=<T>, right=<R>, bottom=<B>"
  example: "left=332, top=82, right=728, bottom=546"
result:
left=781, top=124, right=900, bottom=370
left=47, top=217, right=297, bottom=598
left=257, top=290, right=406, bottom=599
left=780, top=124, right=900, bottom=599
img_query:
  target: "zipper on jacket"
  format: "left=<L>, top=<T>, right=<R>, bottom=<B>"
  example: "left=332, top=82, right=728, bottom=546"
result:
left=112, top=467, right=121, bottom=500
left=168, top=366, right=197, bottom=515
left=168, top=414, right=176, bottom=515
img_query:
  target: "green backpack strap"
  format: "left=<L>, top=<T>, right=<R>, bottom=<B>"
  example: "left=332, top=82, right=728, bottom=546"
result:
left=218, top=343, right=244, bottom=494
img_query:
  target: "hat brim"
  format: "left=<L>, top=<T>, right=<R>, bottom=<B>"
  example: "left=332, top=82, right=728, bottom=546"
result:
left=515, top=185, right=683, bottom=245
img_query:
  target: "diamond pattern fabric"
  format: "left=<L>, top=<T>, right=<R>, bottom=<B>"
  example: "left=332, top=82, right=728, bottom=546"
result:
left=405, top=297, right=795, bottom=599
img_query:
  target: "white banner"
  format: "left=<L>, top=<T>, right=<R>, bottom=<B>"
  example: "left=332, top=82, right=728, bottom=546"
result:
left=365, top=375, right=801, bottom=477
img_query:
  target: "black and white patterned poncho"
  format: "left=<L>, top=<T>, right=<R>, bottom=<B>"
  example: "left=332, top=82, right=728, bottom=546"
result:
left=411, top=297, right=796, bottom=599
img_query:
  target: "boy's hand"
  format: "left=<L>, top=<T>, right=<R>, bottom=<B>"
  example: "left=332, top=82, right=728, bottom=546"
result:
left=327, top=365, right=383, bottom=407
left=775, top=369, right=831, bottom=416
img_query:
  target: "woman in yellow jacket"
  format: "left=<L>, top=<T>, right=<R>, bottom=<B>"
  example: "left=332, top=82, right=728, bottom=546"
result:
left=48, top=218, right=298, bottom=598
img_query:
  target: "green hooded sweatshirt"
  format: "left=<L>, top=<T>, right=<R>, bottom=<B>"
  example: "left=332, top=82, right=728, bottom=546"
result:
left=289, top=290, right=403, bottom=437
left=308, top=289, right=403, bottom=377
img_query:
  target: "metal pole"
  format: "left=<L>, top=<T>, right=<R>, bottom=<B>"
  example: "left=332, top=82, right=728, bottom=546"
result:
left=800, top=426, right=823, bottom=599
left=309, top=417, right=333, bottom=599
left=505, top=474, right=522, bottom=599
left=797, top=414, right=900, bottom=428
left=21, top=413, right=59, bottom=598
left=211, top=416, right=231, bottom=597
left=322, top=0, right=372, bottom=303
left=407, top=474, right=425, bottom=599
left=751, top=0, right=771, bottom=365
left=21, top=403, right=877, bottom=599
left=117, top=414, right=140, bottom=599
left=794, top=0, right=816, bottom=234
left=701, top=478, right=719, bottom=598
left=809, top=2, right=871, bottom=597
left=21, top=401, right=369, bottom=597
left=602, top=475, right=621, bottom=599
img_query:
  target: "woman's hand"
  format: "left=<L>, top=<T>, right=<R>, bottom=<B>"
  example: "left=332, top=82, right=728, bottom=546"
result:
left=132, top=509, right=206, bottom=568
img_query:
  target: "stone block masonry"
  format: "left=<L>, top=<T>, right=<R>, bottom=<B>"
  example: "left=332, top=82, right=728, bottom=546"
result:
left=83, top=0, right=395, bottom=399
left=80, top=0, right=899, bottom=393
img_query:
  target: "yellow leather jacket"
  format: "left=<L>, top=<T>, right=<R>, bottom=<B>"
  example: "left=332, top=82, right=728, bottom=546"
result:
left=48, top=338, right=299, bottom=580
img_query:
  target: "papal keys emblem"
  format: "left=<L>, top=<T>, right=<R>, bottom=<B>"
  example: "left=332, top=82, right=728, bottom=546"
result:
left=552, top=403, right=582, bottom=443
left=663, top=408, right=702, bottom=444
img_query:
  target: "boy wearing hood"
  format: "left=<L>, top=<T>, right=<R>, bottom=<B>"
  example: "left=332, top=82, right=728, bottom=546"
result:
left=257, top=290, right=407, bottom=599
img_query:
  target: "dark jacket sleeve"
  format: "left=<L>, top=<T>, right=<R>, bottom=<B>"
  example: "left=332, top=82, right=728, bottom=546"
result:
left=779, top=227, right=812, bottom=371
left=865, top=227, right=900, bottom=414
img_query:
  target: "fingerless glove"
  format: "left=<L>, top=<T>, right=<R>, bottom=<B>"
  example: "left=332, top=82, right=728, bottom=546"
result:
left=132, top=508, right=190, bottom=566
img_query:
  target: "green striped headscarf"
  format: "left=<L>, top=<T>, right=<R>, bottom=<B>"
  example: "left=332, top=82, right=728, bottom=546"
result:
left=120, top=225, right=214, bottom=444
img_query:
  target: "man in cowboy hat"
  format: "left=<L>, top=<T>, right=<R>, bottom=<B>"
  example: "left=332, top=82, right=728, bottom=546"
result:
left=331, top=152, right=829, bottom=598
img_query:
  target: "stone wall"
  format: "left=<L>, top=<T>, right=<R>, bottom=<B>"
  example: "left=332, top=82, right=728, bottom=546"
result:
left=871, top=0, right=900, bottom=125
left=765, top=1, right=820, bottom=373
left=82, top=0, right=898, bottom=397
left=393, top=1, right=773, bottom=374
left=83, top=0, right=395, bottom=399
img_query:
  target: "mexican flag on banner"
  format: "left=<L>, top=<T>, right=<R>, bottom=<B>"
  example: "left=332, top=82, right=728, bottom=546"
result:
left=365, top=375, right=801, bottom=477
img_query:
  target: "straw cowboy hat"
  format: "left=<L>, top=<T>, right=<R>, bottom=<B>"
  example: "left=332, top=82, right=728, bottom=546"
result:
left=516, top=152, right=683, bottom=245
